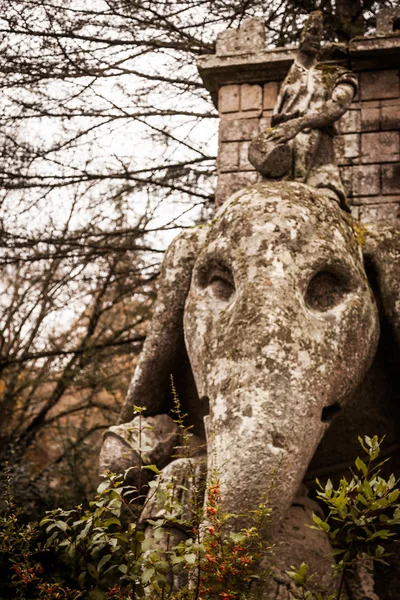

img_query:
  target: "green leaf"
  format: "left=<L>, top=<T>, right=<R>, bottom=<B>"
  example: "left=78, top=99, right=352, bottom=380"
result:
left=355, top=456, right=368, bottom=477
left=119, top=564, right=128, bottom=574
left=103, top=517, right=121, bottom=528
left=87, top=563, right=99, bottom=580
left=185, top=553, right=197, bottom=565
left=54, top=520, right=68, bottom=532
left=97, top=481, right=110, bottom=494
left=78, top=571, right=86, bottom=588
left=143, top=464, right=160, bottom=474
left=141, top=537, right=153, bottom=552
left=156, top=572, right=167, bottom=587
left=141, top=567, right=155, bottom=584
left=154, top=527, right=165, bottom=541
left=98, top=554, right=111, bottom=572
left=312, top=513, right=330, bottom=533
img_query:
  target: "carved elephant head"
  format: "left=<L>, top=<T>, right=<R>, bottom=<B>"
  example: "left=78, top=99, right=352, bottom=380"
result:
left=113, top=180, right=400, bottom=536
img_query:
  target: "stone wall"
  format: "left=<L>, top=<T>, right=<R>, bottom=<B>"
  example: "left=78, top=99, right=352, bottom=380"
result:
left=197, top=9, right=400, bottom=223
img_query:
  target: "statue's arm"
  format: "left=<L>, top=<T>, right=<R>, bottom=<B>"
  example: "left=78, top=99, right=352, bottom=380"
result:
left=269, top=82, right=355, bottom=144
left=299, top=82, right=355, bottom=129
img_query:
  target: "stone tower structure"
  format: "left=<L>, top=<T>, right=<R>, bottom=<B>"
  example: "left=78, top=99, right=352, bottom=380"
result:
left=197, top=8, right=400, bottom=223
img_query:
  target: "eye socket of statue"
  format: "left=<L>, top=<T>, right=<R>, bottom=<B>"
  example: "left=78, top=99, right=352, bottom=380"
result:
left=305, top=267, right=353, bottom=312
left=197, top=262, right=235, bottom=302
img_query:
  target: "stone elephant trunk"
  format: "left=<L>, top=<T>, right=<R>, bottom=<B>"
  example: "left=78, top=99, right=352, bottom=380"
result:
left=183, top=182, right=379, bottom=527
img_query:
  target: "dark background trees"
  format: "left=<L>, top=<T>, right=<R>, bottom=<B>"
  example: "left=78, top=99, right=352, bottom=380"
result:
left=0, top=0, right=395, bottom=511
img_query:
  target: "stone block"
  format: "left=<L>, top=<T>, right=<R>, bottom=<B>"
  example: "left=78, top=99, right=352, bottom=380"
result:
left=240, top=84, right=262, bottom=112
left=351, top=165, right=381, bottom=197
left=359, top=202, right=400, bottom=224
left=382, top=164, right=400, bottom=195
left=218, top=142, right=240, bottom=172
left=361, top=132, right=399, bottom=163
left=360, top=70, right=400, bottom=101
left=239, top=141, right=254, bottom=171
left=382, top=105, right=400, bottom=131
left=340, top=167, right=353, bottom=198
left=350, top=205, right=360, bottom=220
left=339, top=109, right=360, bottom=134
left=219, top=84, right=240, bottom=113
left=216, top=18, right=265, bottom=57
left=376, top=7, right=400, bottom=35
left=263, top=82, right=279, bottom=110
left=335, top=134, right=360, bottom=164
left=352, top=194, right=400, bottom=206
left=361, top=107, right=380, bottom=132
left=381, top=98, right=400, bottom=106
left=219, top=117, right=259, bottom=142
left=215, top=171, right=259, bottom=206
left=345, top=134, right=361, bottom=159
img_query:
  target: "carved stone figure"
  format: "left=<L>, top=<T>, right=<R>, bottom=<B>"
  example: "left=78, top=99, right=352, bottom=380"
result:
left=248, top=12, right=357, bottom=211
left=100, top=181, right=400, bottom=598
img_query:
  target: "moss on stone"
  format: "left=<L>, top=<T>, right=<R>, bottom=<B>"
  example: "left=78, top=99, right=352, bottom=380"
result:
left=353, top=222, right=368, bottom=247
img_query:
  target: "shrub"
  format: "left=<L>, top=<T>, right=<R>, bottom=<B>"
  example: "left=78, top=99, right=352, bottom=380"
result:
left=0, top=435, right=399, bottom=600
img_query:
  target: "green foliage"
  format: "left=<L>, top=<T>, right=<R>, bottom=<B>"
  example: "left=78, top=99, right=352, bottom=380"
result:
left=1, top=435, right=400, bottom=599
left=195, top=479, right=272, bottom=600
left=312, top=436, right=400, bottom=568
left=304, top=434, right=400, bottom=599
left=1, top=466, right=272, bottom=599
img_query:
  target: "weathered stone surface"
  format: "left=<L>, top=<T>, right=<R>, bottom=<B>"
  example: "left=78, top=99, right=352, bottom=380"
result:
left=361, top=105, right=380, bottom=132
left=345, top=556, right=380, bottom=600
left=117, top=227, right=209, bottom=433
left=99, top=414, right=179, bottom=484
left=336, top=133, right=360, bottom=163
left=263, top=81, right=279, bottom=110
left=184, top=182, right=379, bottom=531
left=360, top=70, right=399, bottom=101
left=240, top=83, right=262, bottom=112
left=361, top=131, right=399, bottom=164
left=216, top=17, right=265, bottom=57
left=238, top=140, right=254, bottom=170
left=218, top=84, right=240, bottom=113
left=198, top=28, right=400, bottom=111
left=339, top=108, right=361, bottom=134
left=382, top=164, right=400, bottom=195
left=382, top=104, right=400, bottom=130
left=262, top=497, right=339, bottom=598
left=248, top=133, right=292, bottom=178
left=359, top=202, right=400, bottom=223
left=352, top=165, right=381, bottom=197
left=140, top=457, right=206, bottom=524
left=364, top=224, right=400, bottom=343
left=218, top=141, right=240, bottom=172
left=219, top=117, right=259, bottom=142
left=215, top=171, right=259, bottom=206
left=376, top=7, right=400, bottom=35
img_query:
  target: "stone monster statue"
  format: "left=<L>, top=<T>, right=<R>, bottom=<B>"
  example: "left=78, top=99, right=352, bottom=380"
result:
left=100, top=180, right=400, bottom=598
left=99, top=14, right=400, bottom=600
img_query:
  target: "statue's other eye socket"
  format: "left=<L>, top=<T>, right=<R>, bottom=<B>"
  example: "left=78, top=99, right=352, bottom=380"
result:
left=197, top=261, right=235, bottom=302
left=305, top=267, right=353, bottom=312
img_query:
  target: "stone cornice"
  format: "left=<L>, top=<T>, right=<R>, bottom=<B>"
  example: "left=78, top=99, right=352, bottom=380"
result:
left=198, top=35, right=400, bottom=109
